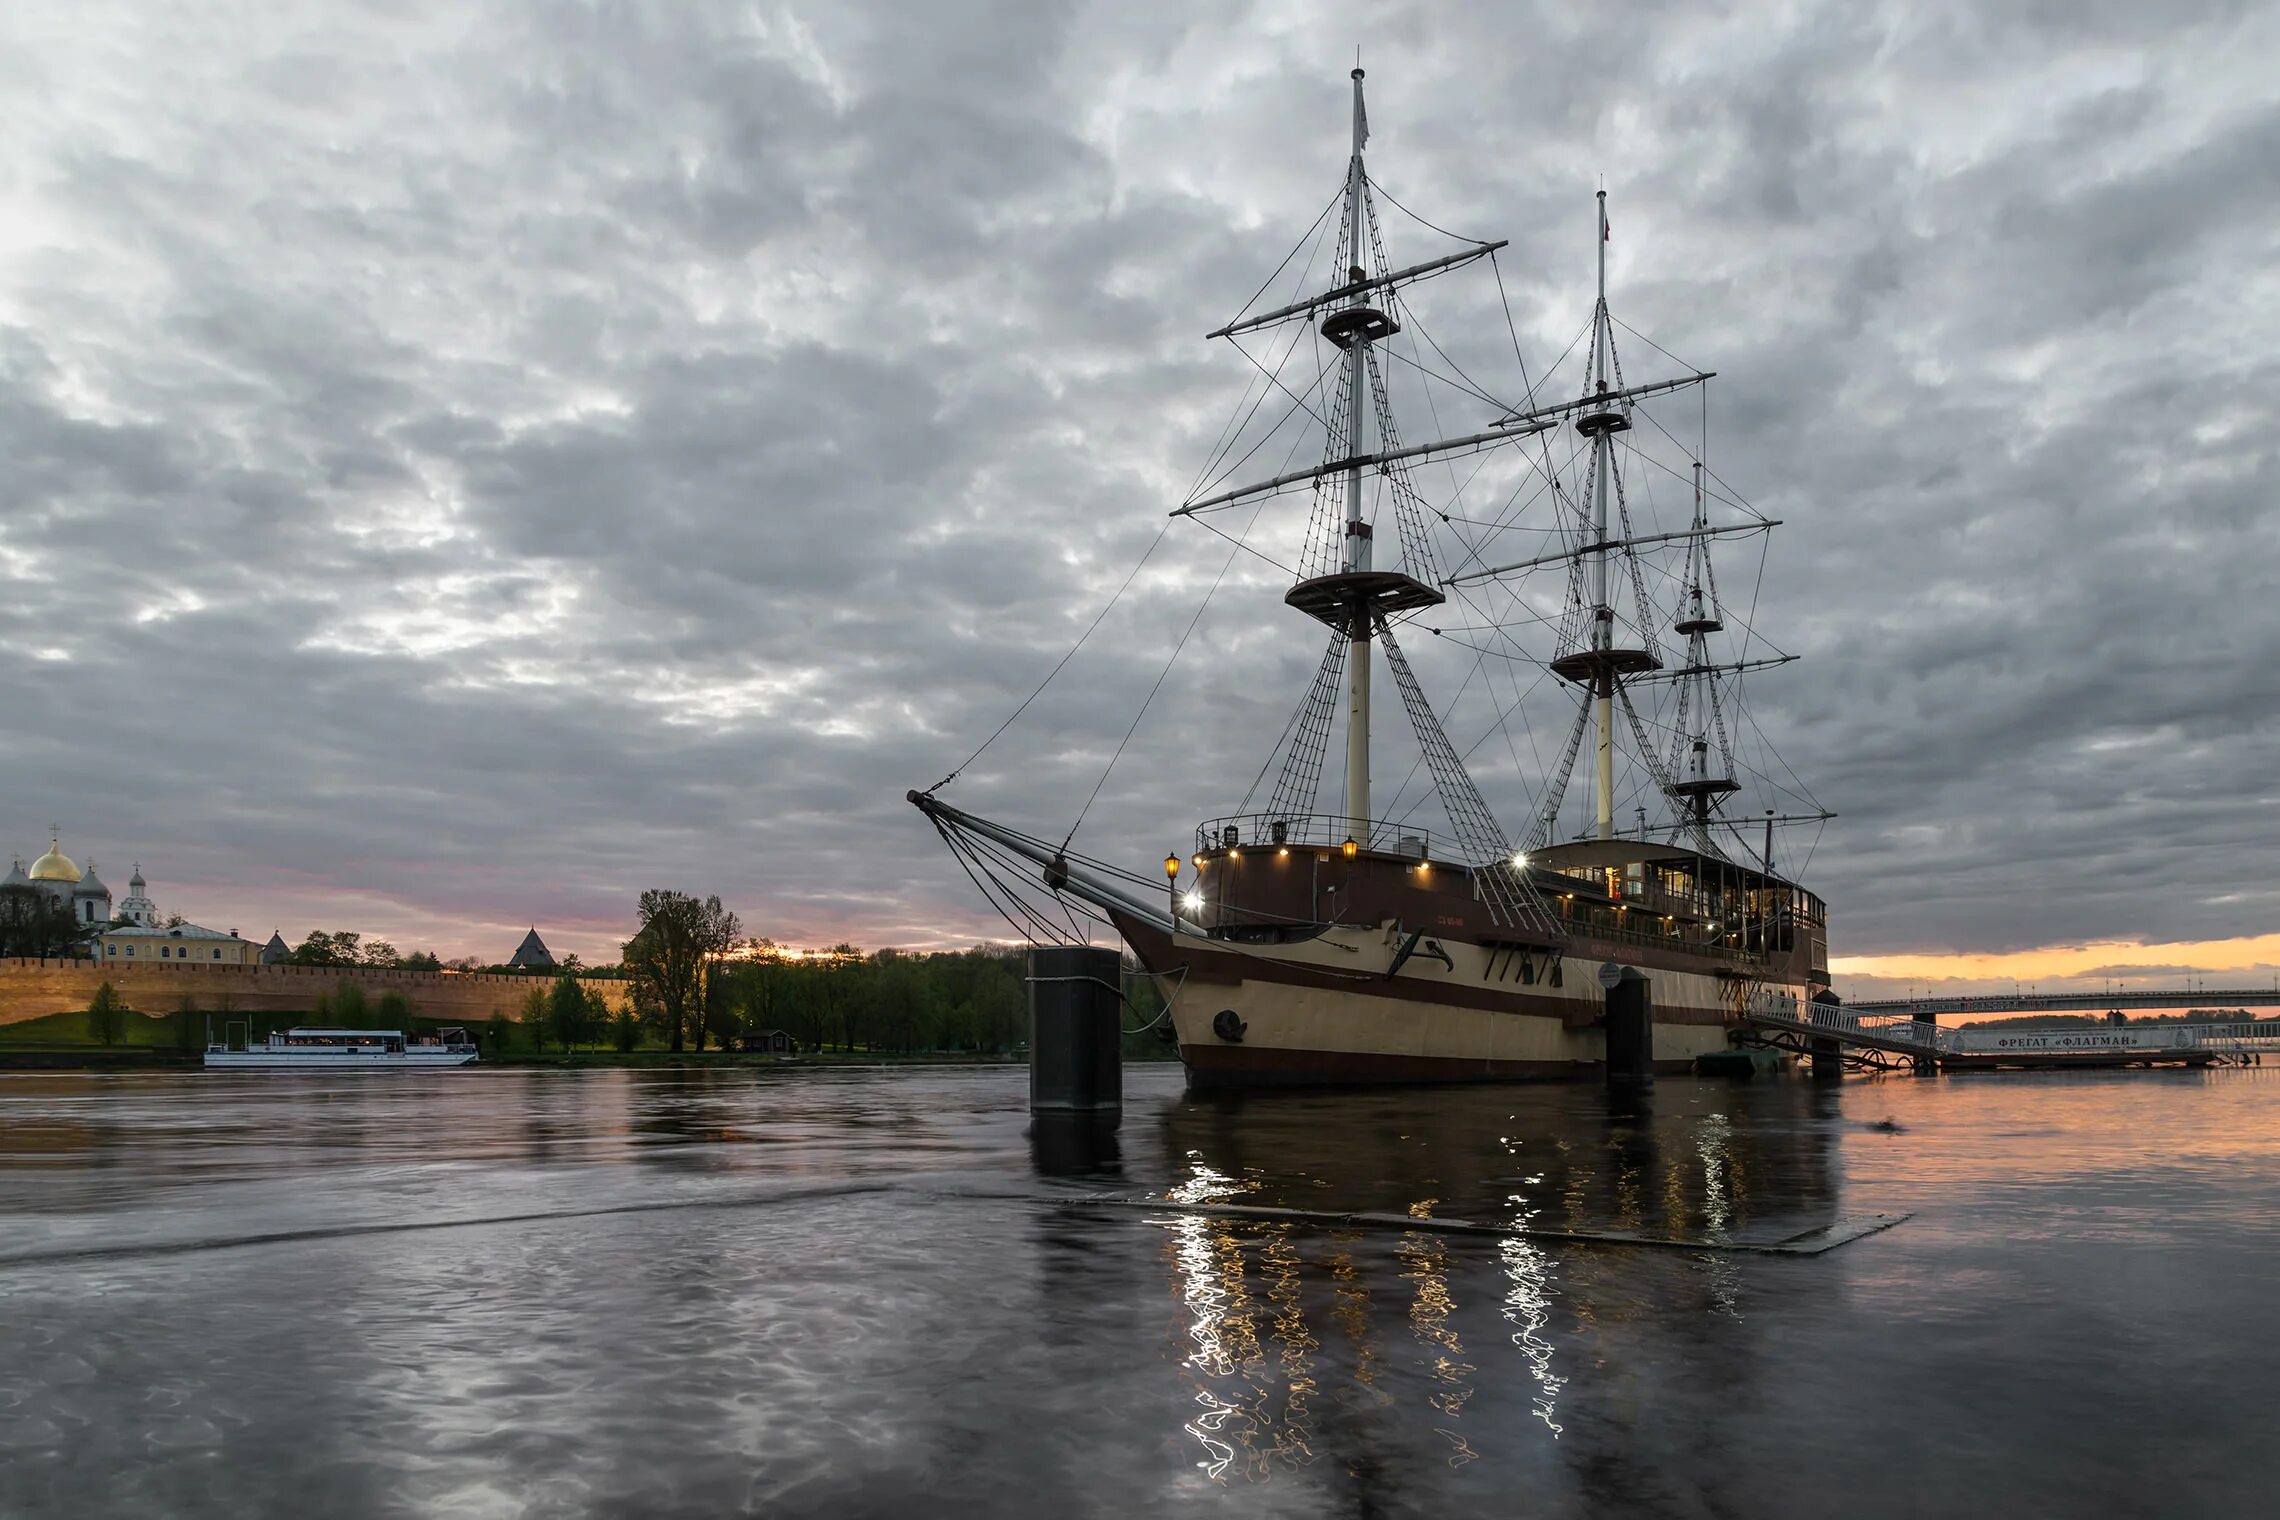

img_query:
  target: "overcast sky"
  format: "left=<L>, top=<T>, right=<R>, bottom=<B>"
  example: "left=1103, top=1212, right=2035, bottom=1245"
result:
left=3, top=1, right=2274, bottom=993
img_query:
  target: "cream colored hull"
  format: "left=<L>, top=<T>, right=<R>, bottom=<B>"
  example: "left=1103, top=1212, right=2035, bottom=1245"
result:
left=1145, top=920, right=1798, bottom=1085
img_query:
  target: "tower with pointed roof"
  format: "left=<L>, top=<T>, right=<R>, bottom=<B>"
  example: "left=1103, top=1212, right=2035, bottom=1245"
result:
left=507, top=928, right=555, bottom=970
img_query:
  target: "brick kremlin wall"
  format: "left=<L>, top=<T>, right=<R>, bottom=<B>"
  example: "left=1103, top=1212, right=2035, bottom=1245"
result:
left=0, top=959, right=630, bottom=1025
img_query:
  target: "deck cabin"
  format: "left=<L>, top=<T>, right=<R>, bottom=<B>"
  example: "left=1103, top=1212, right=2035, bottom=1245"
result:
left=1177, top=814, right=1826, bottom=986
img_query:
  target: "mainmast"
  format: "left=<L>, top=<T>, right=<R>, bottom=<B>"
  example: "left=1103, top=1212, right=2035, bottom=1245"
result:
left=1548, top=188, right=1660, bottom=839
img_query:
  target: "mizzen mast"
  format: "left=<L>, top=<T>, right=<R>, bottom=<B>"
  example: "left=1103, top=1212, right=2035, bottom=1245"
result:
left=1665, top=460, right=1741, bottom=851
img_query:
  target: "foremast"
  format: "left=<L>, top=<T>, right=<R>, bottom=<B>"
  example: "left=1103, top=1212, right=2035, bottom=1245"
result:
left=1337, top=67, right=1375, bottom=841
left=1179, top=70, right=1556, bottom=937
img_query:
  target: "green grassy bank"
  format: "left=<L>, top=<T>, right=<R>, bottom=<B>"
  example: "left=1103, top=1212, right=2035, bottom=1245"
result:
left=2, top=1007, right=1168, bottom=1069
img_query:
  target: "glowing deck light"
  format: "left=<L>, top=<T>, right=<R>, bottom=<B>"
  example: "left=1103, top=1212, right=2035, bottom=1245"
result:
left=1165, top=854, right=1181, bottom=880
left=1182, top=890, right=1204, bottom=913
left=1512, top=851, right=1529, bottom=870
left=1341, top=837, right=1359, bottom=859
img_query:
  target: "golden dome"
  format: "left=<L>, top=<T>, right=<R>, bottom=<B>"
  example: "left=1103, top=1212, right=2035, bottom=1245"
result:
left=28, top=838, right=81, bottom=883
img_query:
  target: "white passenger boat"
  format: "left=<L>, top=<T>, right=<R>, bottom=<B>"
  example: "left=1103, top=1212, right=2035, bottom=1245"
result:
left=203, top=1026, right=480, bottom=1069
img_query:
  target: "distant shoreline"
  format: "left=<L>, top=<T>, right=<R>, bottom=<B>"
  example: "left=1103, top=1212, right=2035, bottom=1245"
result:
left=0, top=1049, right=1185, bottom=1073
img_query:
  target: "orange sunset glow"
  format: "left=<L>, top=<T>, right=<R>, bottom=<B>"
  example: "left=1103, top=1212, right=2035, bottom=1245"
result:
left=1834, top=930, right=2280, bottom=1000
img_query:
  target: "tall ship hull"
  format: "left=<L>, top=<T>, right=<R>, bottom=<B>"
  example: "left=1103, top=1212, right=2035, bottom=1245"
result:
left=1120, top=915, right=1762, bottom=1087
left=918, top=793, right=1823, bottom=1087
left=912, top=71, right=1833, bottom=1088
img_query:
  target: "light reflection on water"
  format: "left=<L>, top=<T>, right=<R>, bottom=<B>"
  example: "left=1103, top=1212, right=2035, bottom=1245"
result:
left=4, top=1065, right=2279, bottom=1517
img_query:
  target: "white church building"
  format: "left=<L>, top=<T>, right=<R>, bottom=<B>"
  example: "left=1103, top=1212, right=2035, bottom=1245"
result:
left=5, top=831, right=260, bottom=964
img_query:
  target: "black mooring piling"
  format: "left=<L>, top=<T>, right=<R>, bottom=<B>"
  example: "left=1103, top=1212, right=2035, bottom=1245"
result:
left=1913, top=1005, right=1939, bottom=1074
left=1027, top=945, right=1123, bottom=1118
left=1603, top=964, right=1652, bottom=1087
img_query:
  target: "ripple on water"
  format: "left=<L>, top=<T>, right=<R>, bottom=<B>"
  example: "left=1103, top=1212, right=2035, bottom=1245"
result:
left=2, top=1065, right=2276, bottom=1518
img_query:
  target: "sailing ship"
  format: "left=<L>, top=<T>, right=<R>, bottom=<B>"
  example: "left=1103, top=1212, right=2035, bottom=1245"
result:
left=912, top=70, right=1832, bottom=1086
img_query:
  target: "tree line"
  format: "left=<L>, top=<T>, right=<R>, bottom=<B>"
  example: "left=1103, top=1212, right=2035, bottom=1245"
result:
left=607, top=889, right=1168, bottom=1057
left=0, top=885, right=88, bottom=957
left=50, top=889, right=1178, bottom=1060
left=285, top=930, right=443, bottom=970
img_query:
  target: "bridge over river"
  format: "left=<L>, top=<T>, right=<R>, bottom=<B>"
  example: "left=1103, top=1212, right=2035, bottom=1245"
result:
left=1738, top=987, right=2280, bottom=1072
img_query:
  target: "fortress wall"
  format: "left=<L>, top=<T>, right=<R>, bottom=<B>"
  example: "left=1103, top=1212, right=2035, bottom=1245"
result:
left=0, top=959, right=629, bottom=1025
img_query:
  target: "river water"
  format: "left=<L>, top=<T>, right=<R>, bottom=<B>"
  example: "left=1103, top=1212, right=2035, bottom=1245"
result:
left=1, top=1064, right=2272, bottom=1518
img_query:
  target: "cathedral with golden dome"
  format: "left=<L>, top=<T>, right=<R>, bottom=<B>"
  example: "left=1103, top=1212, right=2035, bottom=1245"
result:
left=4, top=829, right=260, bottom=963
left=4, top=829, right=117, bottom=929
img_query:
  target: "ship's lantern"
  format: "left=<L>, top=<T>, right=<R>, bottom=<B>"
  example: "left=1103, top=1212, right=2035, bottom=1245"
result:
left=1165, top=854, right=1180, bottom=880
left=1341, top=837, right=1359, bottom=859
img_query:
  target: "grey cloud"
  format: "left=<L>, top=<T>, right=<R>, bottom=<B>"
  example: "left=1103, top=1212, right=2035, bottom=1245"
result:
left=1, top=0, right=2275, bottom=970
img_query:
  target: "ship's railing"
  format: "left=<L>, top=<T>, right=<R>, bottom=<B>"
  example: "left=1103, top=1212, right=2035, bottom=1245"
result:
left=1742, top=988, right=1962, bottom=1054
left=1194, top=813, right=1466, bottom=861
left=1564, top=917, right=1769, bottom=970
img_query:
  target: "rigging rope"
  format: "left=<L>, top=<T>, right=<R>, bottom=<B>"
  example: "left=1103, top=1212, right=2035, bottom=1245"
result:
left=928, top=519, right=1174, bottom=793
left=1061, top=494, right=1272, bottom=851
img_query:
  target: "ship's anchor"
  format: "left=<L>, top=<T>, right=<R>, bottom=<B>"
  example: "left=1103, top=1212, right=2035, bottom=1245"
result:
left=1212, top=1009, right=1247, bottom=1042
left=1386, top=928, right=1454, bottom=980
